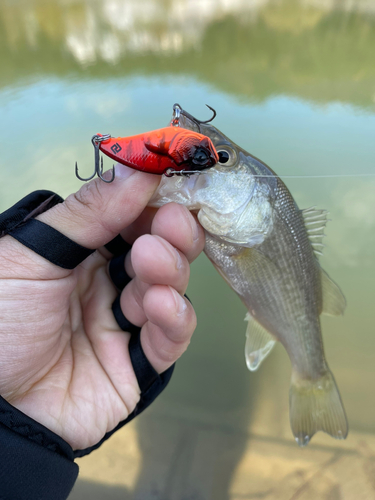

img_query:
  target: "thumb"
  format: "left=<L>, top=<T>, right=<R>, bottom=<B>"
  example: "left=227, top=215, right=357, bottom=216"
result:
left=38, top=165, right=160, bottom=250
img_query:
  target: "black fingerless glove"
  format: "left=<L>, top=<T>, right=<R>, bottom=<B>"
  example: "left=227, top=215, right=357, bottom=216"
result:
left=0, top=191, right=175, bottom=500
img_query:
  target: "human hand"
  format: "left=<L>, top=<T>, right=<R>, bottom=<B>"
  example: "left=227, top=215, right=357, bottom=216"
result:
left=0, top=166, right=204, bottom=450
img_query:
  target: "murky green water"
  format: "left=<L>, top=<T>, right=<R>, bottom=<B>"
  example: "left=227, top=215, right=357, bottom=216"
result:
left=1, top=1, right=375, bottom=498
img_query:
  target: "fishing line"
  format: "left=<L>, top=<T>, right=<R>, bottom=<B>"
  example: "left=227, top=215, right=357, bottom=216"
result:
left=252, top=173, right=375, bottom=179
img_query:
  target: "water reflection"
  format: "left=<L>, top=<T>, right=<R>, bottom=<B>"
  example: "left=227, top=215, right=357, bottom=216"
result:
left=1, top=0, right=375, bottom=109
left=1, top=0, right=375, bottom=498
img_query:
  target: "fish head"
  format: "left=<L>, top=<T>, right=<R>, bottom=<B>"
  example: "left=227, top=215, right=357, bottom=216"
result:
left=149, top=106, right=277, bottom=247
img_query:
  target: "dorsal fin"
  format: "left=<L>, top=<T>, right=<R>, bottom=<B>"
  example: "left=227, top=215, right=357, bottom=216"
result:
left=301, top=206, right=329, bottom=258
left=320, top=268, right=346, bottom=316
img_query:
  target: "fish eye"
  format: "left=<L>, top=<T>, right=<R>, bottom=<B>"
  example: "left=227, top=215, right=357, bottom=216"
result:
left=218, top=151, right=229, bottom=163
left=216, top=146, right=237, bottom=167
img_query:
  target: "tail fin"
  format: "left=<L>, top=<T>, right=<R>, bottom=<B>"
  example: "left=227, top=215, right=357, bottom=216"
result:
left=289, top=369, right=348, bottom=447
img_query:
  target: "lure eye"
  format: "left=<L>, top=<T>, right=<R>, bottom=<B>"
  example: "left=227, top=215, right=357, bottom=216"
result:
left=193, top=146, right=210, bottom=166
left=216, top=146, right=237, bottom=167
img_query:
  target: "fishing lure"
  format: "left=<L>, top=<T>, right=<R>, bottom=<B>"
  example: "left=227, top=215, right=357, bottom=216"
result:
left=75, top=126, right=219, bottom=183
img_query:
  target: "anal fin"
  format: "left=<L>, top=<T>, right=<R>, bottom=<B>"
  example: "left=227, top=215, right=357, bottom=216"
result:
left=245, top=312, right=275, bottom=371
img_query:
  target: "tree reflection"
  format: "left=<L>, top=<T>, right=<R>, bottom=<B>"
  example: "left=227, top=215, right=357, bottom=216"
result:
left=1, top=0, right=374, bottom=109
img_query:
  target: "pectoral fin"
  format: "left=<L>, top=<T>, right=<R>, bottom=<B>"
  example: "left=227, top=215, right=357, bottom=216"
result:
left=321, top=268, right=346, bottom=316
left=245, top=312, right=276, bottom=371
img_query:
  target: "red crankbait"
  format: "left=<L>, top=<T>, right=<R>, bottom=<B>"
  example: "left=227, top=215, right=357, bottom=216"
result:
left=75, top=126, right=219, bottom=183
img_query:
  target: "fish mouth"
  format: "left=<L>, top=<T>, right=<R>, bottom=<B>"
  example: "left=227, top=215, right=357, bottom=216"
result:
left=149, top=166, right=210, bottom=208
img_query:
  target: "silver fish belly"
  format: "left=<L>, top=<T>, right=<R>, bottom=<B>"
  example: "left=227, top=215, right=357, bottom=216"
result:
left=150, top=110, right=348, bottom=446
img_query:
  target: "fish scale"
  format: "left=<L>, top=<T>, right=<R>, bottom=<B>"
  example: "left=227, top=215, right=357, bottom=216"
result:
left=261, top=181, right=324, bottom=377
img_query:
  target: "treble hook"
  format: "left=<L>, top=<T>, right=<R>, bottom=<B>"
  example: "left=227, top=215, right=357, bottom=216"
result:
left=172, top=103, right=217, bottom=132
left=75, top=134, right=116, bottom=183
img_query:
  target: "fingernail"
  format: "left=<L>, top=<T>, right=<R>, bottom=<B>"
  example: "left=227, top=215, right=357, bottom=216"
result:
left=115, top=164, right=137, bottom=181
left=175, top=247, right=183, bottom=269
left=155, top=236, right=183, bottom=270
left=169, top=286, right=187, bottom=315
left=184, top=207, right=199, bottom=243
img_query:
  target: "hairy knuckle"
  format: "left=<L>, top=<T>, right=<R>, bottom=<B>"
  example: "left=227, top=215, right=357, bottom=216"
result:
left=68, top=182, right=107, bottom=217
left=64, top=183, right=119, bottom=237
left=72, top=186, right=95, bottom=210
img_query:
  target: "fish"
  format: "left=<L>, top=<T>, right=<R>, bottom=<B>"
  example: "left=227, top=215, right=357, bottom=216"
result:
left=149, top=104, right=348, bottom=446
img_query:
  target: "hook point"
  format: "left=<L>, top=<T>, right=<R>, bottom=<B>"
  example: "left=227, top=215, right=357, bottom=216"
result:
left=98, top=164, right=116, bottom=183
left=75, top=161, right=96, bottom=182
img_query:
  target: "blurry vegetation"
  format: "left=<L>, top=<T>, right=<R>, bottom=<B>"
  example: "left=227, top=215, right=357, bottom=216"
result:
left=0, top=0, right=374, bottom=109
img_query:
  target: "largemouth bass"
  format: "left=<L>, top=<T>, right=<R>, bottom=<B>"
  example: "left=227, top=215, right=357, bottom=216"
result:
left=150, top=104, right=348, bottom=446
